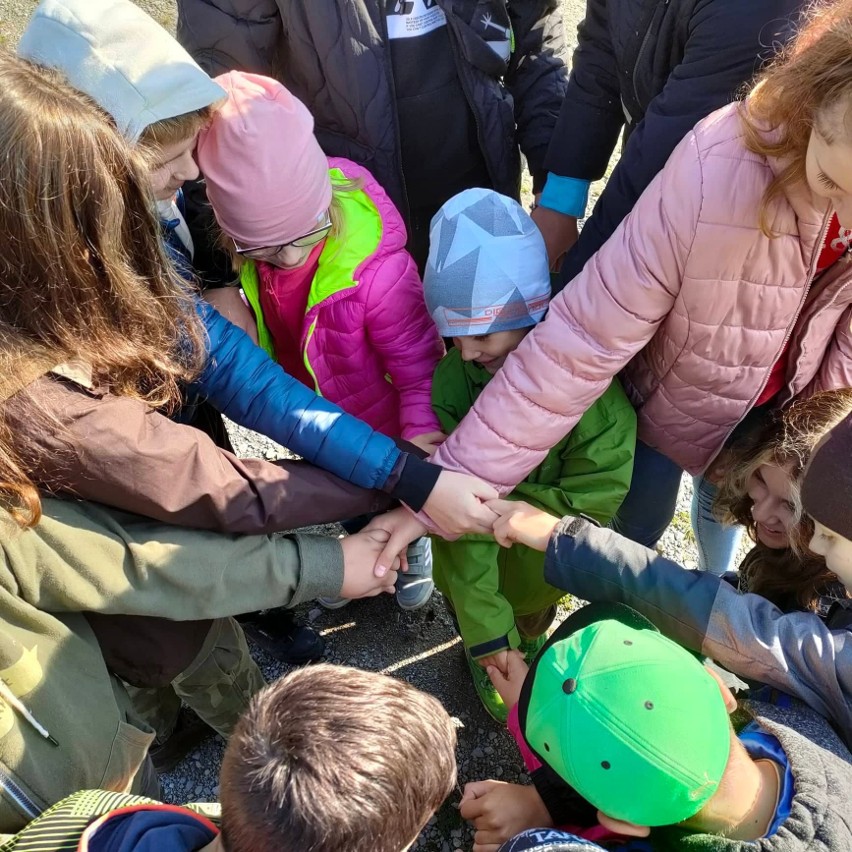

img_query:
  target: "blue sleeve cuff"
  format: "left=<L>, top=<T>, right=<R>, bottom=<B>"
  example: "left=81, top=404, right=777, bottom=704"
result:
left=539, top=174, right=591, bottom=218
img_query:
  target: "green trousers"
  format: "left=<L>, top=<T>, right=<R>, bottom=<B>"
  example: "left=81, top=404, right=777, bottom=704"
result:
left=126, top=617, right=265, bottom=741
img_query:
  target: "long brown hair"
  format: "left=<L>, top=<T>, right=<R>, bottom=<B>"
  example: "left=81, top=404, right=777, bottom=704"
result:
left=0, top=52, right=205, bottom=527
left=741, top=0, right=852, bottom=235
left=715, top=390, right=852, bottom=609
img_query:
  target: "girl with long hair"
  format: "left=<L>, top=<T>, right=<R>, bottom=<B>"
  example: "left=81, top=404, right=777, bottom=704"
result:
left=0, top=50, right=400, bottom=767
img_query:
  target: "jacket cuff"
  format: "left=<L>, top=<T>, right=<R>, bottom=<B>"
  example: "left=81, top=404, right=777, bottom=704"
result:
left=386, top=454, right=442, bottom=512
left=469, top=624, right=520, bottom=660
left=540, top=174, right=590, bottom=218
left=289, top=535, right=345, bottom=606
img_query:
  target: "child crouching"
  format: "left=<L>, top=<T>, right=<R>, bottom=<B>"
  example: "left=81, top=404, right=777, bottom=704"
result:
left=423, top=189, right=637, bottom=721
left=0, top=665, right=457, bottom=852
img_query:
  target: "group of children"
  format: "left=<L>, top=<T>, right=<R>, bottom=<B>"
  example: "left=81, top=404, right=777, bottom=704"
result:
left=1, top=0, right=852, bottom=849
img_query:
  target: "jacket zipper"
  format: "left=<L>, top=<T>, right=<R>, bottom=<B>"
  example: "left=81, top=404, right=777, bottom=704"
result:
left=631, top=0, right=671, bottom=117
left=706, top=211, right=833, bottom=467
left=0, top=766, right=41, bottom=821
left=380, top=0, right=413, bottom=226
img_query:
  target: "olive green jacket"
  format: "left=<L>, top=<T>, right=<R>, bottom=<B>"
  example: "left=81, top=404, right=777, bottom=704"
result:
left=0, top=498, right=342, bottom=832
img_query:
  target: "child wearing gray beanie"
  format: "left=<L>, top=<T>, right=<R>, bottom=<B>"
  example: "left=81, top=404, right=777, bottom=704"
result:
left=423, top=188, right=638, bottom=721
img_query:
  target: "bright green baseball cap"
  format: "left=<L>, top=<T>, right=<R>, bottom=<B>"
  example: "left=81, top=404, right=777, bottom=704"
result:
left=518, top=603, right=732, bottom=827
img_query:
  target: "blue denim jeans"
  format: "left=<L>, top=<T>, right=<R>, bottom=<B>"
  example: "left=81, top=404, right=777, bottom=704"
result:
left=690, top=475, right=744, bottom=575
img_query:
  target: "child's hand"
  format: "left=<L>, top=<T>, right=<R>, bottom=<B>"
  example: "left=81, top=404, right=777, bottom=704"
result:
left=477, top=650, right=509, bottom=677
left=460, top=780, right=554, bottom=852
left=340, top=529, right=399, bottom=599
left=362, top=508, right=426, bottom=577
left=409, top=430, right=447, bottom=455
left=487, top=499, right=561, bottom=552
left=424, top=471, right=499, bottom=536
left=486, top=650, right=529, bottom=710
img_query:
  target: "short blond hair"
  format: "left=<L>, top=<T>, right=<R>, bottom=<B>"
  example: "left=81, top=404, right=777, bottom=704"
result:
left=139, top=105, right=216, bottom=151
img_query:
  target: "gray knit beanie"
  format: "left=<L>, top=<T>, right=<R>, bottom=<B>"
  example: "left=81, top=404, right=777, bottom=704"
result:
left=423, top=188, right=550, bottom=337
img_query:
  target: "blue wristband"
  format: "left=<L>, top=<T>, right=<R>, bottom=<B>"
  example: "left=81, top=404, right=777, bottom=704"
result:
left=539, top=173, right=591, bottom=218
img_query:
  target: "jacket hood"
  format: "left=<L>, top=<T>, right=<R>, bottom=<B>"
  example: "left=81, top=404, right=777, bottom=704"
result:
left=18, top=0, right=225, bottom=143
left=80, top=804, right=217, bottom=852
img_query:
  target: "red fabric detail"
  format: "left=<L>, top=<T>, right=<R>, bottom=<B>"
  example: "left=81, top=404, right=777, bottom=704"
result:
left=755, top=345, right=789, bottom=406
left=257, top=242, right=323, bottom=389
left=756, top=214, right=849, bottom=406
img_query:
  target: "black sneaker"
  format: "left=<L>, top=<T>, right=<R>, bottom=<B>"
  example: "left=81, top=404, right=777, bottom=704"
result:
left=237, top=609, right=325, bottom=665
left=150, top=710, right=214, bottom=774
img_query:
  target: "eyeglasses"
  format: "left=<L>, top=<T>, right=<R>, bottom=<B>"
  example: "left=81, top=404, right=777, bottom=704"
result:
left=233, top=212, right=333, bottom=260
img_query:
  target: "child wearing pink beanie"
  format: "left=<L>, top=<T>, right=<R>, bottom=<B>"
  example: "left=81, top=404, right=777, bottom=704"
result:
left=197, top=72, right=443, bottom=447
left=197, top=71, right=445, bottom=610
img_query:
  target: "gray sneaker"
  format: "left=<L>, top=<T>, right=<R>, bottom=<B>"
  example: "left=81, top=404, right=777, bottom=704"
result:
left=396, top=536, right=435, bottom=610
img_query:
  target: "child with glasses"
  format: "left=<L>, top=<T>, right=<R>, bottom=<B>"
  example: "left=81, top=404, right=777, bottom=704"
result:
left=197, top=71, right=445, bottom=609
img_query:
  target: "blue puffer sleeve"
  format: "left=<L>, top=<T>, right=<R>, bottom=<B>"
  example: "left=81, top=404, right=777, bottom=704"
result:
left=192, top=298, right=401, bottom=490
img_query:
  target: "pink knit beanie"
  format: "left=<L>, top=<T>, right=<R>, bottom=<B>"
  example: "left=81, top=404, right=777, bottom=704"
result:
left=196, top=71, right=332, bottom=247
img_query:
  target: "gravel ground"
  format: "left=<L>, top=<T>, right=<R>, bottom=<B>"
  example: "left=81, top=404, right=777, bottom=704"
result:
left=0, top=0, right=731, bottom=848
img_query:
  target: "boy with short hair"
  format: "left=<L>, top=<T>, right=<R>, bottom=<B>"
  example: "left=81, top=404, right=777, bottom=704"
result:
left=423, top=189, right=636, bottom=721
left=0, top=665, right=457, bottom=852
left=465, top=602, right=852, bottom=851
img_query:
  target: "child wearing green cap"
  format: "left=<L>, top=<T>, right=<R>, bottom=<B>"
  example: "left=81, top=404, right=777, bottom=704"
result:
left=422, top=188, right=636, bottom=721
left=462, top=602, right=852, bottom=852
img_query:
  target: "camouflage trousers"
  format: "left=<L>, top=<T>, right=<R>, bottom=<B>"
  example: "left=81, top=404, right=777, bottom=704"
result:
left=126, top=617, right=265, bottom=741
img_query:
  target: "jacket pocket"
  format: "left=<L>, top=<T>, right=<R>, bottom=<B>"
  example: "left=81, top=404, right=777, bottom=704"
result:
left=98, top=719, right=155, bottom=794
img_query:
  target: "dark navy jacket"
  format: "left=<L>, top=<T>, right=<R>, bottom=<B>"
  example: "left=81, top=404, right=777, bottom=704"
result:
left=549, top=0, right=805, bottom=290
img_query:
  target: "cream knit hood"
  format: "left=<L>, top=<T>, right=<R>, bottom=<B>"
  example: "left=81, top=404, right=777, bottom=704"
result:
left=17, top=0, right=224, bottom=143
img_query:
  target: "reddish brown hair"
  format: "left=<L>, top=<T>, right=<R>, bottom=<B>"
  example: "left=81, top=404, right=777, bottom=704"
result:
left=741, top=0, right=852, bottom=234
left=0, top=52, right=205, bottom=526
left=219, top=664, right=457, bottom=852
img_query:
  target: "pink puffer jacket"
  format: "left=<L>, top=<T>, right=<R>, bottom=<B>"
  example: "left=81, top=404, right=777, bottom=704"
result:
left=433, top=103, right=852, bottom=490
left=257, top=158, right=443, bottom=440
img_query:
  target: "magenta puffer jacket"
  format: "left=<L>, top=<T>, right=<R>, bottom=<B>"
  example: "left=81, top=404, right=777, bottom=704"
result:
left=432, top=103, right=852, bottom=490
left=247, top=158, right=444, bottom=440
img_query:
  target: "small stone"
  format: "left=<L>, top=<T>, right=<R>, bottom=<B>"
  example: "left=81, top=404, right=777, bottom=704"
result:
left=484, top=746, right=494, bottom=756
left=471, top=747, right=484, bottom=759
left=488, top=731, right=498, bottom=740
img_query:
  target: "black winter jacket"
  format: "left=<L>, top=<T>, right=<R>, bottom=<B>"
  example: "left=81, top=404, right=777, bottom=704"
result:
left=550, top=0, right=805, bottom=290
left=176, top=0, right=568, bottom=220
